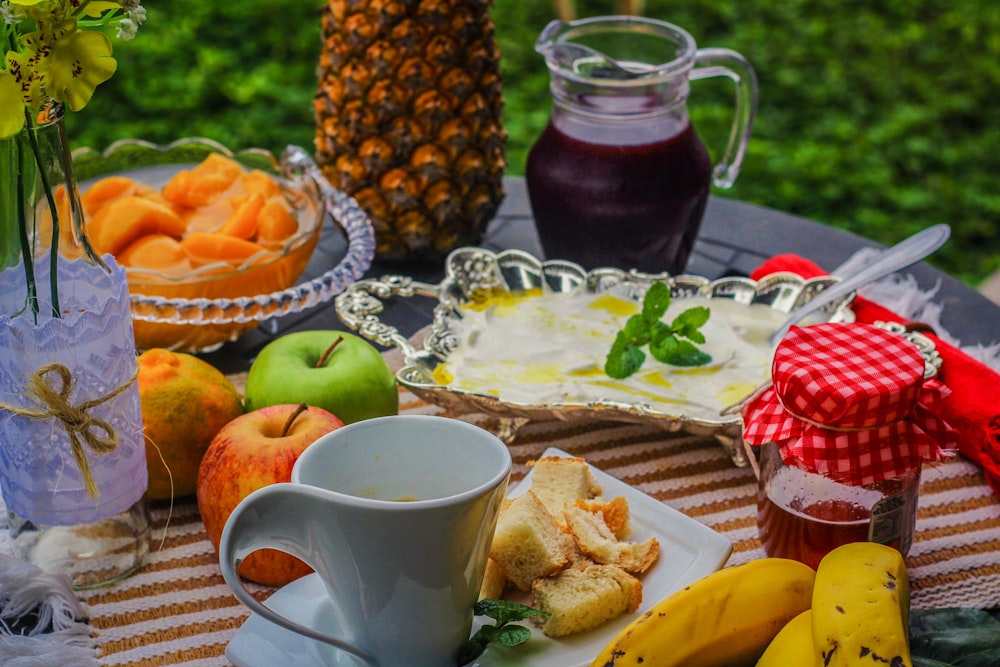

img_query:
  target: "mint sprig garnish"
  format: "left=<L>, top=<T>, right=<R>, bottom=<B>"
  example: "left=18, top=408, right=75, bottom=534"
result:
left=459, top=599, right=550, bottom=664
left=604, top=281, right=712, bottom=379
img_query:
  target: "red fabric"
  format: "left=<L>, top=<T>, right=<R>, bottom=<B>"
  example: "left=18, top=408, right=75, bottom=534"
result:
left=742, top=323, right=957, bottom=486
left=752, top=254, right=1000, bottom=497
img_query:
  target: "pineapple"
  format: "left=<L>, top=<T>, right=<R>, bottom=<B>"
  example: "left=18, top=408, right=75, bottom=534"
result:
left=315, top=0, right=507, bottom=261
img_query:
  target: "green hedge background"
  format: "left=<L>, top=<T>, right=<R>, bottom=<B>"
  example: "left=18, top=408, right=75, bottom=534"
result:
left=70, top=1, right=1000, bottom=287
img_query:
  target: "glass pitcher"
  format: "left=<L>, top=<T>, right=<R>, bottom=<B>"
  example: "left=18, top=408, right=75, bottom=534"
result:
left=526, top=16, right=758, bottom=274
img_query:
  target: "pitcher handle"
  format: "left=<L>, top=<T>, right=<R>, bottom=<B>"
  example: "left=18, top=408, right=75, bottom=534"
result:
left=690, top=48, right=759, bottom=189
left=218, top=483, right=378, bottom=666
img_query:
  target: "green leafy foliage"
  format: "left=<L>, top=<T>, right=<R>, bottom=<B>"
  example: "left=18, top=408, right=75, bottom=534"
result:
left=908, top=608, right=1000, bottom=667
left=460, top=599, right=549, bottom=664
left=604, top=282, right=712, bottom=379
left=67, top=0, right=1000, bottom=288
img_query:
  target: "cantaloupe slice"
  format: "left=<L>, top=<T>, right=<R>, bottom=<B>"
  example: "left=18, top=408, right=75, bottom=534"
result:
left=256, top=200, right=299, bottom=247
left=88, top=196, right=187, bottom=257
left=163, top=170, right=232, bottom=209
left=162, top=170, right=195, bottom=207
left=117, top=234, right=194, bottom=276
left=192, top=153, right=245, bottom=183
left=241, top=169, right=281, bottom=199
left=217, top=192, right=265, bottom=239
left=81, top=176, right=144, bottom=215
left=180, top=232, right=273, bottom=267
left=162, top=154, right=246, bottom=209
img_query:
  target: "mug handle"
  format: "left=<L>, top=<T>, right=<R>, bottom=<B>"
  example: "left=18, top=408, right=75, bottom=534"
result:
left=690, top=48, right=759, bottom=189
left=218, top=483, right=378, bottom=666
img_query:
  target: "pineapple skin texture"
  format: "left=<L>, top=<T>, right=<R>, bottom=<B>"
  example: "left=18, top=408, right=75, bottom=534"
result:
left=315, top=0, right=508, bottom=261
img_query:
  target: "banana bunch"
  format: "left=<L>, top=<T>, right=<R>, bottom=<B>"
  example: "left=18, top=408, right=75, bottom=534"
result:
left=758, top=542, right=912, bottom=667
left=589, top=542, right=914, bottom=667
left=589, top=558, right=816, bottom=667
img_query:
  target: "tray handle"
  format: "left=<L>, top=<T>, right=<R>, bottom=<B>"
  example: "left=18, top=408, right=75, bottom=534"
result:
left=334, top=275, right=442, bottom=359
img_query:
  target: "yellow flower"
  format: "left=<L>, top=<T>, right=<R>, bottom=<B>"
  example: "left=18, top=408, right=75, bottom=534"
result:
left=6, top=48, right=46, bottom=106
left=83, top=2, right=126, bottom=16
left=0, top=70, right=26, bottom=138
left=40, top=25, right=118, bottom=111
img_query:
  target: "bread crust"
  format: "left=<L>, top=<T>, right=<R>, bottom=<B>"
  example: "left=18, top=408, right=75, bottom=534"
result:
left=480, top=455, right=662, bottom=637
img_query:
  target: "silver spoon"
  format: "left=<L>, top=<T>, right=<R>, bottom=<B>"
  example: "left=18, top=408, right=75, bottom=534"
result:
left=768, top=224, right=951, bottom=346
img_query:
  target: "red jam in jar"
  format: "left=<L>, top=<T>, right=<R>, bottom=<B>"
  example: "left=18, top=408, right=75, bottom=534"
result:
left=755, top=442, right=920, bottom=570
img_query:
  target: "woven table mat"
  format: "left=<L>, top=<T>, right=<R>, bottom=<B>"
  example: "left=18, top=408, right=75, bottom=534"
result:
left=79, top=383, right=1000, bottom=666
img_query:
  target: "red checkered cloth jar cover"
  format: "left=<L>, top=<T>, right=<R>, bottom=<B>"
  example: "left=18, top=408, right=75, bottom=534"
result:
left=742, top=322, right=959, bottom=486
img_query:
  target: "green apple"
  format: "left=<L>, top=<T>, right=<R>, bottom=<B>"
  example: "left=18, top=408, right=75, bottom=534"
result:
left=243, top=330, right=398, bottom=424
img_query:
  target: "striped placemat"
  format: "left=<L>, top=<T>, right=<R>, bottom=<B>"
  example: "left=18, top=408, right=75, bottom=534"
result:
left=67, top=381, right=1000, bottom=667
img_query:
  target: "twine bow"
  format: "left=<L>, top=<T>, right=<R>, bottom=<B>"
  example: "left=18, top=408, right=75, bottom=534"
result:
left=0, top=363, right=138, bottom=499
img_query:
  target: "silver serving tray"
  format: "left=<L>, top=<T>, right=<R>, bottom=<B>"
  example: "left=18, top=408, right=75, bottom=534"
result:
left=335, top=247, right=857, bottom=466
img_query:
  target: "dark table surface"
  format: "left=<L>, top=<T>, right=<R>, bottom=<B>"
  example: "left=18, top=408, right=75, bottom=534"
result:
left=203, top=177, right=1000, bottom=373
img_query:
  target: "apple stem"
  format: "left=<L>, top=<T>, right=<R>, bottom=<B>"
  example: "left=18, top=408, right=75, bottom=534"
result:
left=282, top=403, right=309, bottom=437
left=316, top=335, right=344, bottom=368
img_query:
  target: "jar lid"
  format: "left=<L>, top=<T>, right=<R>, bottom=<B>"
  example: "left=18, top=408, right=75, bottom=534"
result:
left=742, top=322, right=957, bottom=485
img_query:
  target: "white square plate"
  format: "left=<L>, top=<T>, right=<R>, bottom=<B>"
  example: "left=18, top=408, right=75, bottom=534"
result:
left=226, top=447, right=732, bottom=667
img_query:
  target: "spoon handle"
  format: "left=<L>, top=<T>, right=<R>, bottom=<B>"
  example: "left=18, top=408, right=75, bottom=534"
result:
left=769, top=224, right=951, bottom=346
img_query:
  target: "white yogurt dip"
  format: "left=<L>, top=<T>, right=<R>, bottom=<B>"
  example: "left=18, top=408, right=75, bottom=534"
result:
left=433, top=287, right=787, bottom=422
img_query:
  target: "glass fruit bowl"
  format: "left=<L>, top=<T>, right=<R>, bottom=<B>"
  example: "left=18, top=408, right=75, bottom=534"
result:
left=72, top=138, right=376, bottom=353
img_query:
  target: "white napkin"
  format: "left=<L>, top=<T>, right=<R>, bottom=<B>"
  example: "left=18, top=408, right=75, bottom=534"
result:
left=839, top=247, right=1000, bottom=372
left=0, top=500, right=99, bottom=667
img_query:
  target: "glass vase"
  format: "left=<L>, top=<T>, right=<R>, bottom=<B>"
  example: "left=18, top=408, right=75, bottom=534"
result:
left=0, top=101, right=150, bottom=589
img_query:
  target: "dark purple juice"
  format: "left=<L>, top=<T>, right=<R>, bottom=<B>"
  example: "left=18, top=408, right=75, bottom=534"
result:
left=525, top=121, right=712, bottom=274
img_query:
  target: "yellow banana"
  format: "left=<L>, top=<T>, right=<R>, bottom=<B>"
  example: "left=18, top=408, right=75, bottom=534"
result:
left=756, top=610, right=814, bottom=667
left=590, top=558, right=816, bottom=667
left=812, top=542, right=912, bottom=667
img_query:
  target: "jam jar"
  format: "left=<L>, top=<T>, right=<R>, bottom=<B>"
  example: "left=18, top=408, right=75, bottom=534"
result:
left=742, top=322, right=958, bottom=569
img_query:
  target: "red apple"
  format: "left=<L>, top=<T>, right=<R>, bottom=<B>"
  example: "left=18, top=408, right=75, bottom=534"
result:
left=197, top=403, right=343, bottom=586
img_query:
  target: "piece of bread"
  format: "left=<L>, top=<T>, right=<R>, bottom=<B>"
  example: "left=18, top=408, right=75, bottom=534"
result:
left=575, top=496, right=632, bottom=539
left=489, top=490, right=573, bottom=591
left=564, top=504, right=660, bottom=574
left=527, top=456, right=602, bottom=521
left=478, top=557, right=508, bottom=601
left=530, top=562, right=643, bottom=637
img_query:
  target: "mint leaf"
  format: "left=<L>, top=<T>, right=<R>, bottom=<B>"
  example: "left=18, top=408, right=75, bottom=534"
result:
left=664, top=340, right=712, bottom=367
left=672, top=306, right=710, bottom=338
left=461, top=600, right=549, bottom=664
left=603, top=282, right=713, bottom=379
left=473, top=599, right=547, bottom=626
left=641, top=281, right=672, bottom=322
left=649, top=333, right=681, bottom=363
left=605, top=332, right=646, bottom=379
left=494, top=625, right=532, bottom=647
left=622, top=313, right=649, bottom=341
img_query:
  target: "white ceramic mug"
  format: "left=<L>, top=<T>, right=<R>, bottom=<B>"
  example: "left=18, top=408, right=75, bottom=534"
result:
left=219, top=415, right=511, bottom=667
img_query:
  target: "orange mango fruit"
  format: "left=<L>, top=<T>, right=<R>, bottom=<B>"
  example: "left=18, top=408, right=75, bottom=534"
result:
left=117, top=234, right=194, bottom=276
left=87, top=196, right=187, bottom=257
left=217, top=192, right=266, bottom=240
left=256, top=200, right=299, bottom=247
left=180, top=232, right=273, bottom=267
left=241, top=169, right=281, bottom=199
left=137, top=348, right=244, bottom=500
left=79, top=153, right=318, bottom=351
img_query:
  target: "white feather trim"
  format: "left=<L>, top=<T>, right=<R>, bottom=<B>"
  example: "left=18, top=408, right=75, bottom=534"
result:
left=0, top=552, right=98, bottom=667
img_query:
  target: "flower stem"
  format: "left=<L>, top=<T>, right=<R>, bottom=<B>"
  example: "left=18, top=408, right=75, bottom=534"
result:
left=14, top=134, right=39, bottom=321
left=23, top=107, right=61, bottom=318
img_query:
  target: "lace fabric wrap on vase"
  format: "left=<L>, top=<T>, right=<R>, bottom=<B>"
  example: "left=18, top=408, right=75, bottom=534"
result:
left=0, top=258, right=147, bottom=525
left=0, top=101, right=149, bottom=588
